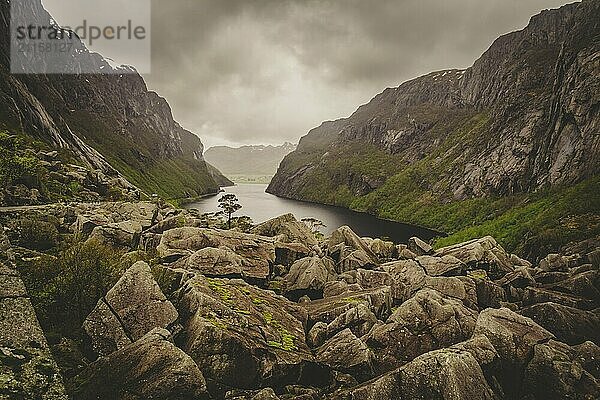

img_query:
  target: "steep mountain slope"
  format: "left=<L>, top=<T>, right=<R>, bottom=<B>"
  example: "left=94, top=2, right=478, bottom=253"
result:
left=0, top=0, right=224, bottom=200
left=206, top=162, right=235, bottom=187
left=205, top=143, right=297, bottom=176
left=268, top=0, right=600, bottom=257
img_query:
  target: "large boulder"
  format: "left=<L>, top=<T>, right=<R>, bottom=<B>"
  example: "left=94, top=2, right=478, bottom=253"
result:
left=0, top=263, right=68, bottom=399
left=397, top=348, right=497, bottom=400
left=324, top=303, right=378, bottom=342
left=435, top=236, right=514, bottom=279
left=334, top=370, right=401, bottom=400
left=379, top=259, right=426, bottom=304
left=252, top=214, right=318, bottom=247
left=407, top=236, right=433, bottom=256
left=71, top=328, right=209, bottom=400
left=83, top=262, right=178, bottom=356
left=338, top=249, right=379, bottom=273
left=473, top=307, right=554, bottom=398
left=415, top=255, right=466, bottom=276
left=157, top=228, right=276, bottom=272
left=354, top=269, right=393, bottom=290
left=380, top=260, right=476, bottom=308
left=449, top=335, right=499, bottom=370
left=316, top=329, right=375, bottom=382
left=424, top=276, right=478, bottom=310
left=572, top=341, right=600, bottom=379
left=522, top=287, right=596, bottom=310
left=468, top=270, right=506, bottom=308
left=369, top=238, right=396, bottom=260
left=175, top=275, right=319, bottom=396
left=302, top=287, right=392, bottom=326
left=283, top=256, right=337, bottom=299
left=327, top=226, right=378, bottom=267
left=338, top=347, right=496, bottom=400
left=174, top=246, right=269, bottom=281
left=474, top=307, right=554, bottom=366
left=274, top=242, right=311, bottom=268
left=322, top=280, right=360, bottom=298
left=539, top=253, right=578, bottom=272
left=549, top=270, right=599, bottom=305
left=87, top=220, right=142, bottom=248
left=522, top=339, right=599, bottom=400
left=364, top=289, right=477, bottom=369
left=72, top=202, right=157, bottom=237
left=520, top=302, right=600, bottom=345
left=143, top=211, right=204, bottom=234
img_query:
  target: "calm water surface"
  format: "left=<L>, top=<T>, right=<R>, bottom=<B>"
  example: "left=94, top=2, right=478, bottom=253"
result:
left=186, top=184, right=441, bottom=244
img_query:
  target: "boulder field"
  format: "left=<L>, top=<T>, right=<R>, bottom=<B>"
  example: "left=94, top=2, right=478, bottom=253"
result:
left=0, top=202, right=598, bottom=399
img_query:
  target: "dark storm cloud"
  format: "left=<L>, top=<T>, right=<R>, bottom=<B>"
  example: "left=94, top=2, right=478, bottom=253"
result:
left=45, top=0, right=576, bottom=148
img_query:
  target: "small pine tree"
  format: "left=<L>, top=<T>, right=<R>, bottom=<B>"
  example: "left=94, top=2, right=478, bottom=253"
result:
left=218, top=194, right=242, bottom=229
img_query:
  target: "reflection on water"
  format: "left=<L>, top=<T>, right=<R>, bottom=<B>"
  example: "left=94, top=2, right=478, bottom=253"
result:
left=185, top=184, right=442, bottom=244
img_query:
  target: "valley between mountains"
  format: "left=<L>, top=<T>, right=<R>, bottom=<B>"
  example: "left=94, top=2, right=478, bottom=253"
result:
left=0, top=0, right=598, bottom=400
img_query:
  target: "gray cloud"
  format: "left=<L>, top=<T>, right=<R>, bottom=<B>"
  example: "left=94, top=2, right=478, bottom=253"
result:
left=43, top=0, right=574, bottom=148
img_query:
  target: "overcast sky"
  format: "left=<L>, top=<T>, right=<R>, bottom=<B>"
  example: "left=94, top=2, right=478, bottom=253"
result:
left=43, top=0, right=574, bottom=149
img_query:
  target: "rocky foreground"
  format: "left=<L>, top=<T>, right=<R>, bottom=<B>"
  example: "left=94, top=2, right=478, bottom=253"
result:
left=1, top=202, right=599, bottom=399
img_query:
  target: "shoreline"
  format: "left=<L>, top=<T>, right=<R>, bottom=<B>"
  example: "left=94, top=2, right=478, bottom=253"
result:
left=263, top=186, right=448, bottom=238
left=184, top=182, right=447, bottom=239
left=171, top=190, right=223, bottom=206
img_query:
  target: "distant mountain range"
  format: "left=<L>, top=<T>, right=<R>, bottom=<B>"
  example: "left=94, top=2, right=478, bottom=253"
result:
left=205, top=143, right=296, bottom=179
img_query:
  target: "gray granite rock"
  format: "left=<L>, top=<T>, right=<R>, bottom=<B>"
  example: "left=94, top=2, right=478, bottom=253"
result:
left=0, top=262, right=67, bottom=399
left=83, top=262, right=178, bottom=356
left=72, top=328, right=208, bottom=400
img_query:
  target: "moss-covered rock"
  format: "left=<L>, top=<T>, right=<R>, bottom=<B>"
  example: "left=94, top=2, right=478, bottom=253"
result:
left=0, top=262, right=67, bottom=400
left=175, top=275, right=316, bottom=397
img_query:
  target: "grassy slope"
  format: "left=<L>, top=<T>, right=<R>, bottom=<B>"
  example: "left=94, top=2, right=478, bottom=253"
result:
left=64, top=110, right=218, bottom=199
left=1, top=68, right=219, bottom=200
left=280, top=112, right=599, bottom=258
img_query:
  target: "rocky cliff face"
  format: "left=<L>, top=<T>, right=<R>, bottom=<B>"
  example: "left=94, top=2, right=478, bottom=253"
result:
left=271, top=1, right=599, bottom=199
left=0, top=0, right=224, bottom=199
left=268, top=0, right=599, bottom=254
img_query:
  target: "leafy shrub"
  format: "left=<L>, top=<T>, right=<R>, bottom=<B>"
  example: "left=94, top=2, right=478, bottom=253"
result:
left=68, top=181, right=82, bottom=194
left=230, top=216, right=253, bottom=232
left=0, top=132, right=41, bottom=188
left=9, top=218, right=60, bottom=251
left=19, top=239, right=127, bottom=340
left=106, top=187, right=124, bottom=201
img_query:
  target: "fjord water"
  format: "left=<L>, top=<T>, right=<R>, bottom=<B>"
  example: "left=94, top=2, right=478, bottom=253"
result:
left=186, top=184, right=441, bottom=244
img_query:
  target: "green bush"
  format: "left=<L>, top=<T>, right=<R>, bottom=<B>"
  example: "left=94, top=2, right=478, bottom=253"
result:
left=106, top=187, right=124, bottom=201
left=19, top=239, right=127, bottom=340
left=9, top=218, right=60, bottom=251
left=68, top=181, right=82, bottom=194
left=0, top=132, right=42, bottom=188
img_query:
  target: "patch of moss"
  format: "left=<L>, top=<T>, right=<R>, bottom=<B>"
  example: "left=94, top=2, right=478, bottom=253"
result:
left=342, top=296, right=364, bottom=305
left=266, top=281, right=286, bottom=295
left=263, top=312, right=273, bottom=325
left=263, top=313, right=298, bottom=352
left=206, top=278, right=232, bottom=304
left=206, top=315, right=228, bottom=330
left=467, top=270, right=487, bottom=280
left=251, top=297, right=264, bottom=305
left=266, top=330, right=298, bottom=352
